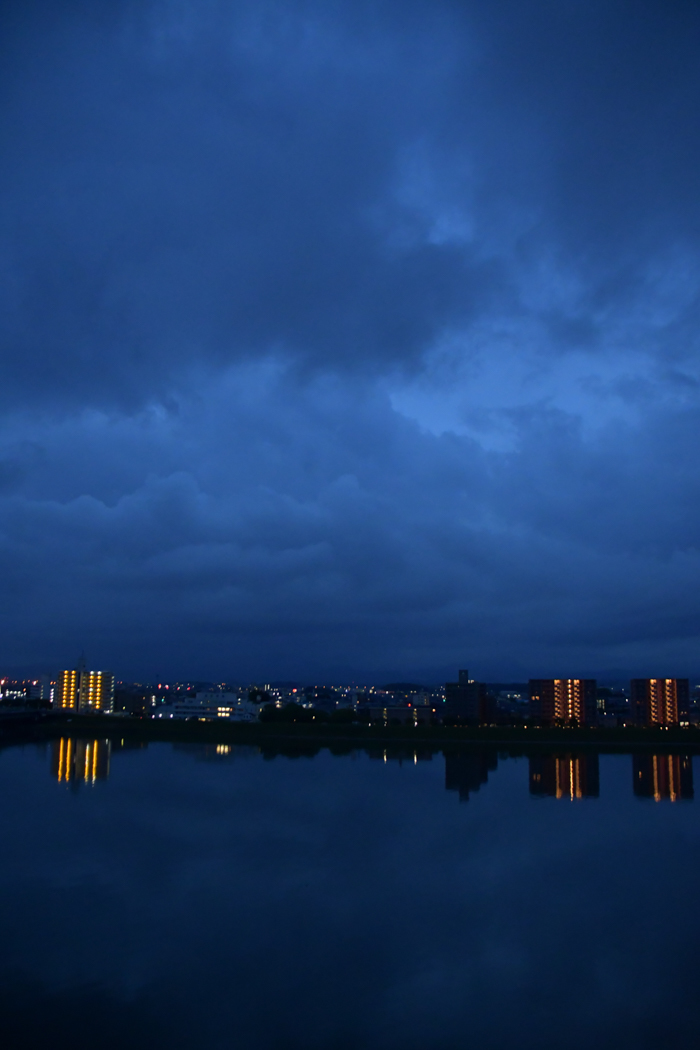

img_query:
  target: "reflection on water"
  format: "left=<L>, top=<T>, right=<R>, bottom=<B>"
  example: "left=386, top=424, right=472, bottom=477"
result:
left=3, top=736, right=700, bottom=1050
left=173, top=743, right=261, bottom=762
left=50, top=736, right=148, bottom=786
left=445, top=751, right=498, bottom=801
left=633, top=753, right=694, bottom=801
left=529, top=753, right=600, bottom=799
left=45, top=737, right=697, bottom=801
left=51, top=737, right=111, bottom=784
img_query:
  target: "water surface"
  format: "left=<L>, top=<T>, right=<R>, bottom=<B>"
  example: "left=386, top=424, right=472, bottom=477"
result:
left=1, top=738, right=698, bottom=1049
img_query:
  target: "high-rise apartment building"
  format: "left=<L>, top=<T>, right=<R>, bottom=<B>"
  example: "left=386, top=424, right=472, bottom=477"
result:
left=444, top=670, right=480, bottom=721
left=56, top=668, right=78, bottom=709
left=56, top=661, right=114, bottom=714
left=529, top=679, right=597, bottom=726
left=629, top=679, right=689, bottom=726
left=443, top=670, right=495, bottom=724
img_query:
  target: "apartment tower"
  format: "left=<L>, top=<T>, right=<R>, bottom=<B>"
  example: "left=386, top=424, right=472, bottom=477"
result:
left=529, top=679, right=597, bottom=726
left=56, top=659, right=115, bottom=714
left=629, top=679, right=689, bottom=726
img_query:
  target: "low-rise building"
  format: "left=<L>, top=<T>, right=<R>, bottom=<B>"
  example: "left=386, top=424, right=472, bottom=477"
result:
left=167, top=692, right=258, bottom=722
left=367, top=705, right=438, bottom=725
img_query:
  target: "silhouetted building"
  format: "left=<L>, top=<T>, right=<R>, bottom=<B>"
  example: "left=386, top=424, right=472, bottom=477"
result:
left=630, top=679, right=690, bottom=726
left=597, top=687, right=630, bottom=726
left=51, top=737, right=111, bottom=784
left=633, top=754, right=693, bottom=801
left=56, top=658, right=114, bottom=714
left=444, top=751, right=498, bottom=801
left=529, top=753, right=599, bottom=799
left=529, top=679, right=597, bottom=725
left=443, top=670, right=495, bottom=723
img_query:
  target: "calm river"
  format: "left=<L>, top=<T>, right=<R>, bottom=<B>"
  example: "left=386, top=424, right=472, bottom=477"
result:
left=1, top=737, right=698, bottom=1049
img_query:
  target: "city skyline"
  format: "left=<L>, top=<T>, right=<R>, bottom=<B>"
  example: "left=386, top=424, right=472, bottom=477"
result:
left=3, top=6, right=700, bottom=1045
left=6, top=662, right=700, bottom=731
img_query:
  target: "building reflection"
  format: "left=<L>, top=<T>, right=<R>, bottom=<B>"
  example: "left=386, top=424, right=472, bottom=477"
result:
left=173, top=743, right=261, bottom=761
left=633, top=754, right=694, bottom=801
left=444, top=751, right=498, bottom=802
left=51, top=737, right=111, bottom=785
left=43, top=738, right=697, bottom=803
left=529, top=753, right=599, bottom=799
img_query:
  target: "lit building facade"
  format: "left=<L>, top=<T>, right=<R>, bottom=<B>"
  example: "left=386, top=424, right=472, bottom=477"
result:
left=633, top=754, right=693, bottom=801
left=56, top=668, right=78, bottom=710
left=529, top=679, right=597, bottom=726
left=629, top=679, right=689, bottom=726
left=529, top=753, right=600, bottom=799
left=56, top=667, right=115, bottom=713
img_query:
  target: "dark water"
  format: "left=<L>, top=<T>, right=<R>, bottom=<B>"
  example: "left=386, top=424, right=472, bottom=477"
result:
left=1, top=737, right=699, bottom=1049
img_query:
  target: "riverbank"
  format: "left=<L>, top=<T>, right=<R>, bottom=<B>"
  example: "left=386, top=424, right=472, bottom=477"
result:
left=3, top=711, right=700, bottom=754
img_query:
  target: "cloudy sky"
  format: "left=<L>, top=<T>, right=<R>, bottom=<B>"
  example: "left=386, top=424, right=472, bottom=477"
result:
left=2, top=0, right=700, bottom=682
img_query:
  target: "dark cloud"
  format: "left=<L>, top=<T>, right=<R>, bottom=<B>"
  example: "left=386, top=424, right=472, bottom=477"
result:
left=0, top=0, right=493, bottom=403
left=1, top=0, right=700, bottom=678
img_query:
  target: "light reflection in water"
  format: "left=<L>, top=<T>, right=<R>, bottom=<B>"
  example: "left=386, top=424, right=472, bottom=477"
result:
left=529, top=754, right=600, bottom=799
left=51, top=737, right=111, bottom=785
left=3, top=734, right=700, bottom=1050
left=633, top=753, right=694, bottom=801
left=44, top=737, right=696, bottom=802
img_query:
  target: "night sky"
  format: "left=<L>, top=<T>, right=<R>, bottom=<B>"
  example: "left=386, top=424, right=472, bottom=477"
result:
left=2, top=0, right=700, bottom=682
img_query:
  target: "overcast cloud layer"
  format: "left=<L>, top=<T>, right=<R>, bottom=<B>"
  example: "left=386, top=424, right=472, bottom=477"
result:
left=2, top=0, right=700, bottom=681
